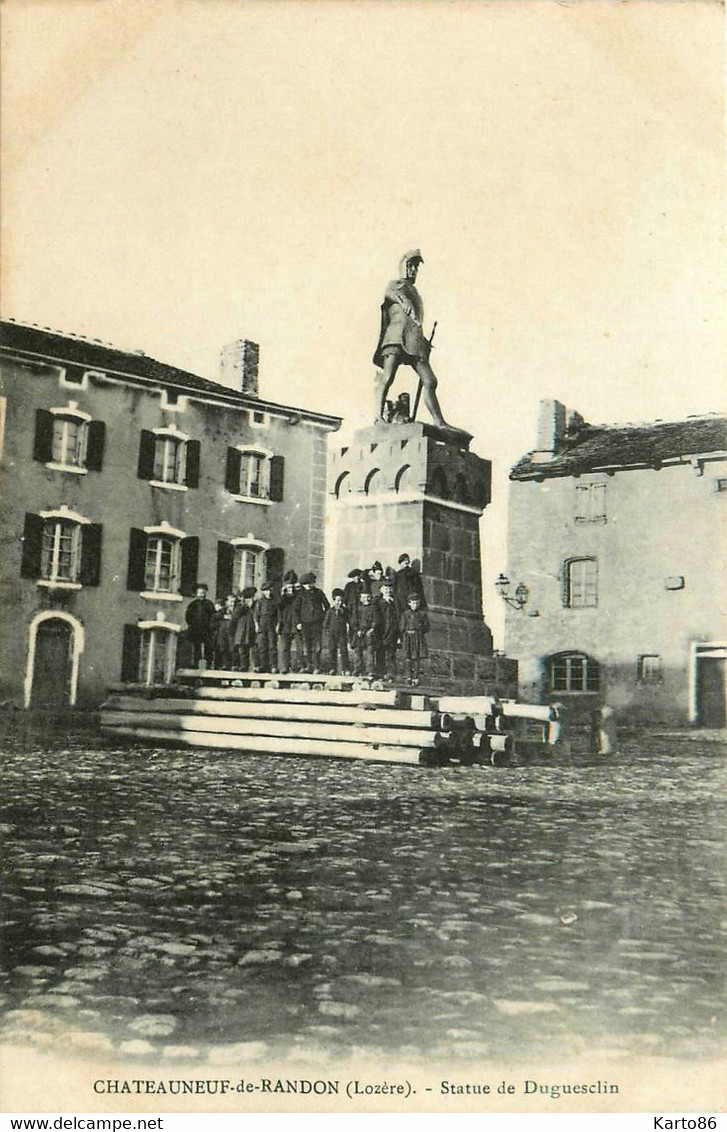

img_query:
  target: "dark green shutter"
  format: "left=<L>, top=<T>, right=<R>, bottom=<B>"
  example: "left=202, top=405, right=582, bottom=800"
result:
left=225, top=447, right=242, bottom=493
left=86, top=420, right=106, bottom=472
left=33, top=410, right=54, bottom=463
left=179, top=536, right=200, bottom=596
left=185, top=440, right=201, bottom=488
left=269, top=455, right=285, bottom=502
left=126, top=528, right=147, bottom=590
left=121, top=624, right=142, bottom=682
left=20, top=513, right=44, bottom=578
left=216, top=541, right=234, bottom=598
left=79, top=523, right=103, bottom=586
left=137, top=430, right=156, bottom=479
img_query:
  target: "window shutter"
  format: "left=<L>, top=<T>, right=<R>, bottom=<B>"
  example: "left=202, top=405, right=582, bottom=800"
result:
left=265, top=547, right=285, bottom=584
left=121, top=624, right=142, bottom=683
left=179, top=536, right=200, bottom=596
left=33, top=409, right=54, bottom=463
left=79, top=523, right=103, bottom=586
left=185, top=439, right=201, bottom=488
left=20, top=513, right=44, bottom=578
left=216, top=541, right=234, bottom=598
left=86, top=420, right=106, bottom=472
left=137, top=430, right=156, bottom=479
left=225, top=447, right=242, bottom=493
left=126, top=528, right=147, bottom=590
left=269, top=455, right=285, bottom=502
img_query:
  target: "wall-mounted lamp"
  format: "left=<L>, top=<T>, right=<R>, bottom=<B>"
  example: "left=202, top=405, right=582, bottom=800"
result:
left=495, top=573, right=539, bottom=615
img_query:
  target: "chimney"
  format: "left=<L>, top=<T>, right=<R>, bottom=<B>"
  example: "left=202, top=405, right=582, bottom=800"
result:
left=534, top=399, right=566, bottom=458
left=220, top=339, right=260, bottom=396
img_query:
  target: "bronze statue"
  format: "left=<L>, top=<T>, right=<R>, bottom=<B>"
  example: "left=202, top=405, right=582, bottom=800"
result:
left=373, top=250, right=450, bottom=429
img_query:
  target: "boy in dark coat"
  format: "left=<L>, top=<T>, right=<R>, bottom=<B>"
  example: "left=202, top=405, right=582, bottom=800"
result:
left=399, top=593, right=429, bottom=685
left=233, top=588, right=257, bottom=671
left=294, top=572, right=330, bottom=673
left=343, top=568, right=368, bottom=634
left=214, top=593, right=238, bottom=669
left=254, top=580, right=278, bottom=672
left=323, top=588, right=350, bottom=675
left=276, top=570, right=300, bottom=674
left=376, top=576, right=400, bottom=680
left=185, top=583, right=216, bottom=667
left=351, top=590, right=381, bottom=679
left=394, top=553, right=427, bottom=615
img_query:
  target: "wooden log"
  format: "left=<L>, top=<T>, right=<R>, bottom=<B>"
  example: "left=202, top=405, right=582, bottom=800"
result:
left=196, top=685, right=403, bottom=708
left=100, top=695, right=436, bottom=729
left=99, top=710, right=444, bottom=749
left=489, top=733, right=514, bottom=755
left=501, top=702, right=555, bottom=722
left=99, top=725, right=424, bottom=765
left=436, top=695, right=499, bottom=714
left=177, top=669, right=364, bottom=686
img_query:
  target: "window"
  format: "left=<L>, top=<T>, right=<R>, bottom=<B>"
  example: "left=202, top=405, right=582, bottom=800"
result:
left=121, top=617, right=180, bottom=685
left=126, top=525, right=199, bottom=599
left=637, top=654, right=662, bottom=684
left=549, top=652, right=601, bottom=693
left=225, top=447, right=284, bottom=503
left=33, top=406, right=105, bottom=473
left=564, top=557, right=598, bottom=607
left=139, top=627, right=178, bottom=684
left=137, top=429, right=200, bottom=489
left=714, top=477, right=727, bottom=493
left=216, top=539, right=283, bottom=598
left=21, top=509, right=102, bottom=587
left=153, top=434, right=186, bottom=484
left=145, top=534, right=178, bottom=593
left=59, top=367, right=86, bottom=389
left=575, top=482, right=606, bottom=523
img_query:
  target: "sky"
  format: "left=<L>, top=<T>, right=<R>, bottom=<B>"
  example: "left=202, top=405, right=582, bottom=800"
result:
left=2, top=0, right=725, bottom=643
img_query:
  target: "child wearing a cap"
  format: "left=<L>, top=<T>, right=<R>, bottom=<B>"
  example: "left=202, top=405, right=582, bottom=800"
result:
left=399, top=593, right=429, bottom=686
left=276, top=571, right=300, bottom=674
left=214, top=593, right=239, bottom=669
left=323, top=589, right=350, bottom=675
left=293, top=572, right=330, bottom=673
left=351, top=590, right=381, bottom=679
left=254, top=581, right=278, bottom=673
left=377, top=576, right=400, bottom=680
left=233, top=588, right=257, bottom=671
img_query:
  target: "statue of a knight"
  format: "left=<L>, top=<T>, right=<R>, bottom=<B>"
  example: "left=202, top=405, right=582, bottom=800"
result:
left=373, top=249, right=450, bottom=429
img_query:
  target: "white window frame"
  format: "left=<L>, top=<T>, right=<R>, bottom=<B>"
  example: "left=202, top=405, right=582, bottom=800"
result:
left=230, top=445, right=273, bottom=506
left=230, top=534, right=269, bottom=594
left=37, top=505, right=90, bottom=590
left=564, top=557, right=598, bottom=608
left=575, top=481, right=607, bottom=523
left=46, top=401, right=92, bottom=475
left=249, top=409, right=270, bottom=429
left=549, top=653, right=601, bottom=694
left=140, top=521, right=186, bottom=602
left=149, top=425, right=189, bottom=491
left=160, top=389, right=189, bottom=413
left=138, top=613, right=182, bottom=685
left=637, top=654, right=662, bottom=685
left=59, top=368, right=88, bottom=391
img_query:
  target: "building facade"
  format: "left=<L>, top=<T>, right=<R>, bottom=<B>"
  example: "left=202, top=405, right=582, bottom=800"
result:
left=0, top=321, right=340, bottom=709
left=502, top=400, right=727, bottom=727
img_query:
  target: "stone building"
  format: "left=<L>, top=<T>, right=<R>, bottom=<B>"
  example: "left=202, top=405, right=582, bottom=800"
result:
left=0, top=321, right=340, bottom=709
left=328, top=420, right=516, bottom=694
left=502, top=399, right=727, bottom=727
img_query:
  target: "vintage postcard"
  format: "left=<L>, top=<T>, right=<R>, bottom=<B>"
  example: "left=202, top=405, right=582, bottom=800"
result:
left=1, top=0, right=725, bottom=1119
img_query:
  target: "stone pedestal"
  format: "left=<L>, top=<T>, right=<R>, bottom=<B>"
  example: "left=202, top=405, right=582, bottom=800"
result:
left=329, top=421, right=503, bottom=692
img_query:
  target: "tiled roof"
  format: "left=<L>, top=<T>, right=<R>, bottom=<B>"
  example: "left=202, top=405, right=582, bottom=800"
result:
left=0, top=320, right=341, bottom=428
left=510, top=413, right=727, bottom=480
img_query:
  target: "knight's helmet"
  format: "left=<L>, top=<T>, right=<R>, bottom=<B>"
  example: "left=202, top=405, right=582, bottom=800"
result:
left=399, top=249, right=424, bottom=277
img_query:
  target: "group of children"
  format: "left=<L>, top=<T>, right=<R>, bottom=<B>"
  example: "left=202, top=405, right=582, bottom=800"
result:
left=184, top=554, right=431, bottom=685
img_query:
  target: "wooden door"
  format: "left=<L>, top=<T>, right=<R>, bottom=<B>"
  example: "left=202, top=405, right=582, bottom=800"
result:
left=697, top=657, right=726, bottom=728
left=31, top=619, right=73, bottom=708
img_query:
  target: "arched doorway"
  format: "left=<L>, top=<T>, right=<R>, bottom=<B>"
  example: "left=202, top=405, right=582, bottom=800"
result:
left=25, top=613, right=84, bottom=708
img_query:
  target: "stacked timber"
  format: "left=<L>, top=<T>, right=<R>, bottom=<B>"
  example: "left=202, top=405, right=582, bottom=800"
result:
left=100, top=672, right=447, bottom=766
left=99, top=674, right=565, bottom=767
